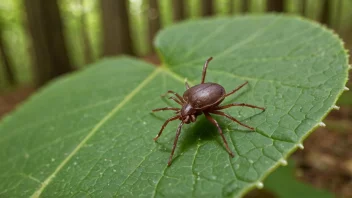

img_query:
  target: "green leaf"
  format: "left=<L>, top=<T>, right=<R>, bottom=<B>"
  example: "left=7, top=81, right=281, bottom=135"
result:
left=0, top=15, right=349, bottom=197
left=264, top=159, right=334, bottom=198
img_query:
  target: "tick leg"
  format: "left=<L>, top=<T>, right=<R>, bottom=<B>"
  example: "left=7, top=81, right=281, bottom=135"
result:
left=185, top=81, right=190, bottom=89
left=204, top=112, right=234, bottom=157
left=201, top=57, right=213, bottom=84
left=210, top=110, right=255, bottom=131
left=152, top=107, right=180, bottom=112
left=167, top=121, right=184, bottom=166
left=224, top=81, right=248, bottom=97
left=215, top=103, right=265, bottom=111
left=167, top=96, right=183, bottom=105
left=162, top=90, right=185, bottom=103
left=154, top=115, right=180, bottom=141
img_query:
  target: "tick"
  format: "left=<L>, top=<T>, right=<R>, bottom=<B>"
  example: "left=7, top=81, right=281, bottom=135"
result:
left=152, top=57, right=265, bottom=166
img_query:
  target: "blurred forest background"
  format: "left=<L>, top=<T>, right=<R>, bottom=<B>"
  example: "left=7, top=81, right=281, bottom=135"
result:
left=0, top=0, right=351, bottom=91
left=0, top=0, right=352, bottom=197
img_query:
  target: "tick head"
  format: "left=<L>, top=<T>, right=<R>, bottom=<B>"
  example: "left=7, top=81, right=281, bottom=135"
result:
left=181, top=103, right=195, bottom=116
left=180, top=103, right=196, bottom=124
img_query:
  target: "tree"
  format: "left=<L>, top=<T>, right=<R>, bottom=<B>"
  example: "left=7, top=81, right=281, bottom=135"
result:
left=0, top=21, right=15, bottom=85
left=267, top=0, right=285, bottom=12
left=148, top=0, right=161, bottom=53
left=228, top=0, right=234, bottom=14
left=100, top=0, right=134, bottom=56
left=299, top=0, right=306, bottom=16
left=172, top=0, right=185, bottom=22
left=242, top=0, right=250, bottom=13
left=79, top=0, right=94, bottom=64
left=201, top=0, right=214, bottom=16
left=24, top=0, right=73, bottom=86
left=335, top=0, right=342, bottom=31
left=320, top=0, right=331, bottom=27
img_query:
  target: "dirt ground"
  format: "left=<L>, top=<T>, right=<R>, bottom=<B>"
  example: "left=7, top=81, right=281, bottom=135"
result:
left=294, top=108, right=352, bottom=198
left=0, top=55, right=351, bottom=198
left=0, top=85, right=34, bottom=119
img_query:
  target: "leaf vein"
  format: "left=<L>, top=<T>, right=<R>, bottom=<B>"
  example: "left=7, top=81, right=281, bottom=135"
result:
left=30, top=69, right=161, bottom=198
left=113, top=147, right=156, bottom=197
left=191, top=141, right=201, bottom=197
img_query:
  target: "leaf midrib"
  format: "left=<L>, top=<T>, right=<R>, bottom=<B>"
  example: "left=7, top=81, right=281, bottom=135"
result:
left=29, top=65, right=200, bottom=197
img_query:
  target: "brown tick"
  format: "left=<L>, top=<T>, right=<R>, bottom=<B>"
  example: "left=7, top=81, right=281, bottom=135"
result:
left=152, top=57, right=265, bottom=166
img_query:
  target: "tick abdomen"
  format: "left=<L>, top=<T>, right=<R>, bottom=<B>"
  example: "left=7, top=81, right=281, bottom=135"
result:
left=183, top=83, right=225, bottom=109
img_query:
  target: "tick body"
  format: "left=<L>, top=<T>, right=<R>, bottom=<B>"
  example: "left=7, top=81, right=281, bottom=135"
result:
left=152, top=57, right=265, bottom=166
left=183, top=83, right=225, bottom=109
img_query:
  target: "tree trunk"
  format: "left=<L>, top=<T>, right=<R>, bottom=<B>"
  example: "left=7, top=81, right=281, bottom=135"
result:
left=79, top=0, right=93, bottom=64
left=229, top=0, right=234, bottom=14
left=335, top=0, right=342, bottom=31
left=242, top=0, right=250, bottom=13
left=299, top=0, right=306, bottom=16
left=24, top=0, right=73, bottom=86
left=201, top=0, right=214, bottom=16
left=148, top=0, right=161, bottom=53
left=0, top=31, right=15, bottom=85
left=172, top=0, right=185, bottom=22
left=320, top=0, right=331, bottom=27
left=100, top=0, right=134, bottom=56
left=267, top=0, right=285, bottom=12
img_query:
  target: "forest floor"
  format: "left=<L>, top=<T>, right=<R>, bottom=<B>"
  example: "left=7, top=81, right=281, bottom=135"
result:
left=0, top=55, right=351, bottom=198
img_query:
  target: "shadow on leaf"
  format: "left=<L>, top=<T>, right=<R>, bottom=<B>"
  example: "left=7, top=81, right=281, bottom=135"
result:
left=151, top=106, right=265, bottom=162
left=177, top=115, right=241, bottom=156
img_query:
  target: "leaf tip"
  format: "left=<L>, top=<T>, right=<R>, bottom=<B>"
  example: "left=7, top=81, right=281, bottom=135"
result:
left=297, top=143, right=304, bottom=149
left=279, top=159, right=288, bottom=166
left=256, top=182, right=264, bottom=189
left=318, top=122, right=326, bottom=127
left=332, top=105, right=340, bottom=110
left=344, top=87, right=350, bottom=91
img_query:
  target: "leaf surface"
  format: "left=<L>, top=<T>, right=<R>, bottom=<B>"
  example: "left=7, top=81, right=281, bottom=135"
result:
left=0, top=15, right=349, bottom=197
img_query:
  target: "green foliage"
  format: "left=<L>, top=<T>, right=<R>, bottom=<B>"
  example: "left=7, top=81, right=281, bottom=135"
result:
left=264, top=160, right=334, bottom=198
left=0, top=0, right=32, bottom=88
left=0, top=15, right=348, bottom=197
left=337, top=91, right=352, bottom=106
